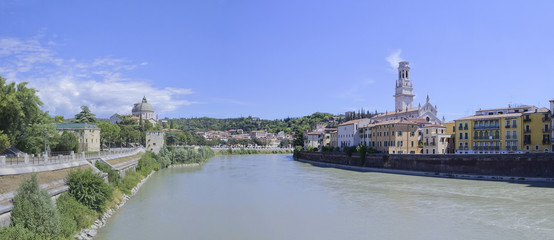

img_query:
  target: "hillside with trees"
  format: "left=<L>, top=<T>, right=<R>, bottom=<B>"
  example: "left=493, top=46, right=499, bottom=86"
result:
left=168, top=112, right=337, bottom=134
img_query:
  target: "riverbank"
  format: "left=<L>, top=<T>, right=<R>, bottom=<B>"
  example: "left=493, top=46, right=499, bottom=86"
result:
left=76, top=170, right=156, bottom=240
left=296, top=151, right=554, bottom=182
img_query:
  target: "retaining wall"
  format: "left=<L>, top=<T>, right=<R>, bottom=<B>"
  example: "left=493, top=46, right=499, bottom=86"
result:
left=297, top=152, right=554, bottom=178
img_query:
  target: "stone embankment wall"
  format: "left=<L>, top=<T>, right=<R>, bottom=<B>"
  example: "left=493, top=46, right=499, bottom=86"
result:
left=297, top=152, right=554, bottom=178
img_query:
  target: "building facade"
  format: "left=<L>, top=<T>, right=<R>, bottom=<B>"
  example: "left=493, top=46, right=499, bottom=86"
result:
left=551, top=99, right=554, bottom=151
left=522, top=109, right=551, bottom=153
left=337, top=119, right=372, bottom=149
left=421, top=125, right=449, bottom=154
left=454, top=106, right=551, bottom=154
left=56, top=123, right=101, bottom=152
left=304, top=131, right=324, bottom=150
left=370, top=119, right=419, bottom=154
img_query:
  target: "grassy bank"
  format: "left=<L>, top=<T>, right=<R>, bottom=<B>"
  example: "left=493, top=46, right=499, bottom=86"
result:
left=0, top=146, right=215, bottom=240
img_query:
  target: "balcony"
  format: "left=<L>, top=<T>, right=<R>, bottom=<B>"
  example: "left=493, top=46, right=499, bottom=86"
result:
left=524, top=118, right=532, bottom=122
left=474, top=125, right=499, bottom=130
left=543, top=116, right=551, bottom=122
left=524, top=129, right=532, bottom=134
left=464, top=126, right=468, bottom=130
left=543, top=139, right=551, bottom=145
left=506, top=135, right=511, bottom=139
left=543, top=128, right=550, bottom=133
left=505, top=125, right=511, bottom=129
left=513, top=125, right=517, bottom=128
left=458, top=126, right=463, bottom=131
left=524, top=141, right=531, bottom=145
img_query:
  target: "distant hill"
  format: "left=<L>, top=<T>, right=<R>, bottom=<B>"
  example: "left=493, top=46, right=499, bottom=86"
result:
left=167, top=112, right=337, bottom=134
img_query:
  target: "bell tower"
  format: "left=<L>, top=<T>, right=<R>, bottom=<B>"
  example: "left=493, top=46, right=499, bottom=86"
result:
left=394, top=61, right=415, bottom=111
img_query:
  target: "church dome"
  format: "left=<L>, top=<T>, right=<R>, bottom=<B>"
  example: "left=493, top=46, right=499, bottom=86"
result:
left=132, top=96, right=154, bottom=113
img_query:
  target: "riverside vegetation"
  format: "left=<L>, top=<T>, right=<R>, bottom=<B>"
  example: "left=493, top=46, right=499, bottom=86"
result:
left=0, top=146, right=214, bottom=240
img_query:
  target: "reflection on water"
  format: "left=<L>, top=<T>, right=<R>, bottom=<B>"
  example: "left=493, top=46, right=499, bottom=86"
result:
left=95, top=154, right=554, bottom=240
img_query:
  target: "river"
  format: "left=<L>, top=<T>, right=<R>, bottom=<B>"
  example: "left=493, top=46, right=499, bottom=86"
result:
left=95, top=154, right=554, bottom=240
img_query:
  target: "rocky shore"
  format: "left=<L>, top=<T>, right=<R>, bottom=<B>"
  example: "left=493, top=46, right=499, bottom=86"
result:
left=75, top=171, right=156, bottom=240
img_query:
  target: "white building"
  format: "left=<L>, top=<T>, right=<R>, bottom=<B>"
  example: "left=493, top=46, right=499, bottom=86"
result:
left=372, top=61, right=441, bottom=124
left=337, top=118, right=373, bottom=149
left=421, top=125, right=449, bottom=154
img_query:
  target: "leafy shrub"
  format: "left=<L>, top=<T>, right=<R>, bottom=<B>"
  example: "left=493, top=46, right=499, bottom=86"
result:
left=66, top=169, right=113, bottom=212
left=137, top=151, right=160, bottom=177
left=119, top=171, right=143, bottom=195
left=10, top=174, right=60, bottom=238
left=0, top=224, right=38, bottom=240
left=56, top=192, right=96, bottom=238
left=95, top=161, right=120, bottom=184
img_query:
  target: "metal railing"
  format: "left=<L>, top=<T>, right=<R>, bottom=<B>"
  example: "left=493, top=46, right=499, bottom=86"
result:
left=1, top=147, right=144, bottom=167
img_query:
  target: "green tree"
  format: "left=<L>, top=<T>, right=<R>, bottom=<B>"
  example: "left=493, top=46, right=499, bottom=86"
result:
left=10, top=174, right=60, bottom=238
left=54, top=131, right=78, bottom=152
left=17, top=123, right=59, bottom=155
left=292, top=130, right=305, bottom=147
left=0, top=77, right=51, bottom=152
left=0, top=130, right=10, bottom=153
left=54, top=116, right=64, bottom=123
left=74, top=106, right=96, bottom=123
left=97, top=121, right=121, bottom=148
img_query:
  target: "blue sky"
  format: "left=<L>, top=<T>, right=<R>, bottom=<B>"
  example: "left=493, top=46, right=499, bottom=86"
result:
left=1, top=0, right=553, bottom=121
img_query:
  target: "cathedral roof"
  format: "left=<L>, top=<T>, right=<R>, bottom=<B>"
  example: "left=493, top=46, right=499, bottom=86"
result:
left=372, top=107, right=419, bottom=118
left=132, top=96, right=154, bottom=113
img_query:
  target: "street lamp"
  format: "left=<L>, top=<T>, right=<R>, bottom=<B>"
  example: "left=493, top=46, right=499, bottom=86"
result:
left=43, top=128, right=47, bottom=155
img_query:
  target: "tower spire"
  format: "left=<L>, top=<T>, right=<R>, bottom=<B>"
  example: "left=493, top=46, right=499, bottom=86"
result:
left=394, top=61, right=415, bottom=111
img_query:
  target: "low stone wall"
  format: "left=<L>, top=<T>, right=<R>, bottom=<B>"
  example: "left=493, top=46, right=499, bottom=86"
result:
left=297, top=152, right=554, bottom=178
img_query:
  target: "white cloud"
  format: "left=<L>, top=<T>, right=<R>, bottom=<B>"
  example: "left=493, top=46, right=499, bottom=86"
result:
left=385, top=49, right=403, bottom=70
left=0, top=36, right=195, bottom=118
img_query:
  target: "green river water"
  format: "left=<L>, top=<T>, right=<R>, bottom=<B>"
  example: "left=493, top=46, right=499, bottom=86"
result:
left=95, top=154, right=554, bottom=240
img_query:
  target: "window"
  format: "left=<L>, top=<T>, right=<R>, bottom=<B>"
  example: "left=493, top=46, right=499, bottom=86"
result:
left=426, top=129, right=429, bottom=134
left=398, top=131, right=402, bottom=136
left=459, top=133, right=463, bottom=140
left=506, top=131, right=511, bottom=139
left=411, top=141, right=414, bottom=147
left=464, top=123, right=468, bottom=129
left=464, top=133, right=468, bottom=139
left=513, top=119, right=517, bottom=127
left=512, top=131, right=517, bottom=139
left=536, top=145, right=539, bottom=150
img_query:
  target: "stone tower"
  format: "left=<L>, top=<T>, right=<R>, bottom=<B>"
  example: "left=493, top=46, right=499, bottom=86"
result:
left=394, top=61, right=415, bottom=111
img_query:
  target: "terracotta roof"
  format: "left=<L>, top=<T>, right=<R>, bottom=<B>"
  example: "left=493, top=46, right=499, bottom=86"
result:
left=522, top=107, right=550, bottom=114
left=444, top=121, right=455, bottom=124
left=475, top=106, right=534, bottom=112
left=338, top=119, right=363, bottom=126
left=455, top=112, right=522, bottom=121
left=307, top=131, right=324, bottom=135
left=421, top=124, right=446, bottom=128
left=372, top=118, right=418, bottom=126
left=409, top=118, right=431, bottom=124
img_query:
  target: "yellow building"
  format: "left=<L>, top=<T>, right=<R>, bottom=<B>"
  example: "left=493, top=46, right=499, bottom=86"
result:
left=370, top=119, right=419, bottom=154
left=522, top=108, right=551, bottom=153
left=454, top=106, right=551, bottom=154
left=443, top=121, right=456, bottom=153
